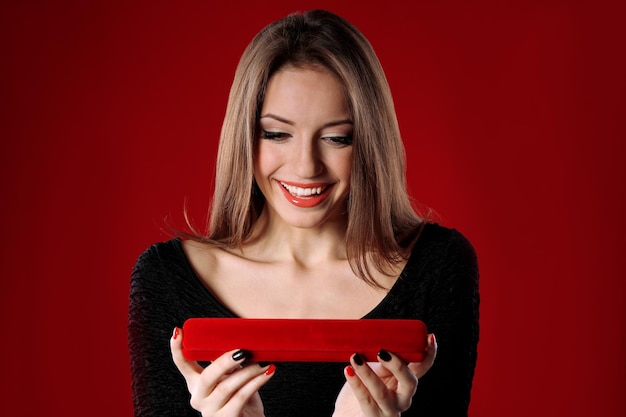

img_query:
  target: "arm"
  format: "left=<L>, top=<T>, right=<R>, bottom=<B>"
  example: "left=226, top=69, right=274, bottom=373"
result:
left=334, top=227, right=479, bottom=417
left=414, top=229, right=480, bottom=416
left=128, top=243, right=200, bottom=416
left=128, top=242, right=275, bottom=417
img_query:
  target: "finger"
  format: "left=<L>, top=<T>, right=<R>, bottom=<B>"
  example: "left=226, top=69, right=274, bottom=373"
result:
left=195, top=348, right=252, bottom=399
left=170, top=327, right=204, bottom=383
left=187, top=349, right=259, bottom=412
left=352, top=353, right=402, bottom=413
left=376, top=349, right=418, bottom=411
left=196, top=362, right=270, bottom=411
left=344, top=365, right=381, bottom=416
left=408, top=333, right=438, bottom=378
left=220, top=364, right=276, bottom=416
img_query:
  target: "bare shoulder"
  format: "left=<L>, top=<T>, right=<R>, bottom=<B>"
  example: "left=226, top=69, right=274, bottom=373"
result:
left=180, top=239, right=247, bottom=279
left=180, top=239, right=284, bottom=317
left=180, top=239, right=218, bottom=263
left=180, top=239, right=264, bottom=287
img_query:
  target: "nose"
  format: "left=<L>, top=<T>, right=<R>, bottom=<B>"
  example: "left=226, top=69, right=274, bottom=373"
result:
left=293, top=136, right=323, bottom=178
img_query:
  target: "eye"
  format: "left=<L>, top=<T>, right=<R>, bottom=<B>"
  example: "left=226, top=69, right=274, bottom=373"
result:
left=261, top=130, right=289, bottom=141
left=324, top=134, right=353, bottom=146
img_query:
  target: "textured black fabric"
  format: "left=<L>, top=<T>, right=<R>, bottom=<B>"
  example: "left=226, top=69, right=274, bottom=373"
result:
left=128, top=223, right=479, bottom=416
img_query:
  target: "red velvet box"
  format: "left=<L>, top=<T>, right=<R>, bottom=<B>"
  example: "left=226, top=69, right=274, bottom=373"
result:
left=182, top=318, right=428, bottom=362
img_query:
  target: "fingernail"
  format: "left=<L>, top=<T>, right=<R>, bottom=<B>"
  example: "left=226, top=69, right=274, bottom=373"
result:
left=232, top=350, right=250, bottom=361
left=429, top=334, right=436, bottom=346
left=377, top=349, right=392, bottom=362
left=173, top=327, right=179, bottom=340
left=264, top=364, right=276, bottom=376
left=352, top=353, right=364, bottom=366
left=346, top=365, right=356, bottom=377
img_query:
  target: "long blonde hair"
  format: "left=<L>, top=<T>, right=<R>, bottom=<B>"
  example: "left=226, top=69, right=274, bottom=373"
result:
left=192, top=10, right=425, bottom=287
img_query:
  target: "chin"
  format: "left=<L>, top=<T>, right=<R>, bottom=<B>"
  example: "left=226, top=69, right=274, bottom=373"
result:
left=281, top=206, right=347, bottom=230
left=282, top=215, right=332, bottom=230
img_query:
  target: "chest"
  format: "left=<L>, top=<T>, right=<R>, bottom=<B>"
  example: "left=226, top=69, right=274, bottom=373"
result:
left=200, top=257, right=394, bottom=319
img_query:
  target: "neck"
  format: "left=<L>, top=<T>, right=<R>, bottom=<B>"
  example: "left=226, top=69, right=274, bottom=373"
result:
left=242, top=209, right=349, bottom=268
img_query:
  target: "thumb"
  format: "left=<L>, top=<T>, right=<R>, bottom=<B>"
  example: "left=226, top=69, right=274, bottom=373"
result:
left=170, top=327, right=204, bottom=380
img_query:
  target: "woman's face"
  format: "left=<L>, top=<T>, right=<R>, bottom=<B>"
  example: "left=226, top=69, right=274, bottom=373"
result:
left=254, top=66, right=353, bottom=230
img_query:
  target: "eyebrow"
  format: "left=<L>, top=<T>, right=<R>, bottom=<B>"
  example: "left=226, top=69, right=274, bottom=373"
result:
left=259, top=113, right=353, bottom=128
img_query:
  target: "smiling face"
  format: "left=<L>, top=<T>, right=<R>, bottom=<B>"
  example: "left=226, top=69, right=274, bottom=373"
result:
left=254, top=66, right=353, bottom=230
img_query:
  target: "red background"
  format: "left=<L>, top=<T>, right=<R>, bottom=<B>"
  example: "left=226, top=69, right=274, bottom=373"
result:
left=1, top=0, right=625, bottom=415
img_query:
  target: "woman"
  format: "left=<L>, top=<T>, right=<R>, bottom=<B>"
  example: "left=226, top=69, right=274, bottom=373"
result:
left=128, top=9, right=479, bottom=417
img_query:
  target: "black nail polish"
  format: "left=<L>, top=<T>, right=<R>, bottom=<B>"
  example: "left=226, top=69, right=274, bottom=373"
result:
left=378, top=349, right=392, bottom=362
left=232, top=350, right=250, bottom=361
left=353, top=353, right=364, bottom=366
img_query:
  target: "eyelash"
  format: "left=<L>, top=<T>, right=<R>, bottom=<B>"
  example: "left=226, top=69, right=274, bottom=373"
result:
left=261, top=130, right=353, bottom=146
left=261, top=131, right=289, bottom=141
left=326, top=135, right=353, bottom=146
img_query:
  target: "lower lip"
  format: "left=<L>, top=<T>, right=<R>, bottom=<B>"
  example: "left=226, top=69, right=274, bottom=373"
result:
left=277, top=182, right=334, bottom=208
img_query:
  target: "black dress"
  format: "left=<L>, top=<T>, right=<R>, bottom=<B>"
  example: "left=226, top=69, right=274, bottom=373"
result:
left=128, top=223, right=479, bottom=416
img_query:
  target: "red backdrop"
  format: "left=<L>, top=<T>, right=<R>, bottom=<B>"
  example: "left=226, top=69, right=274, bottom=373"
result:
left=1, top=1, right=624, bottom=415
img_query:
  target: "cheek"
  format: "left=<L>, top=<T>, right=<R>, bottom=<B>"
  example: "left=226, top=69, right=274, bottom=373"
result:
left=254, top=143, right=275, bottom=178
left=254, top=142, right=287, bottom=185
left=332, top=150, right=353, bottom=182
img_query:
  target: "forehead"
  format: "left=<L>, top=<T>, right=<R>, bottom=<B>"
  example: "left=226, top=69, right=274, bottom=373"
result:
left=261, top=66, right=351, bottom=121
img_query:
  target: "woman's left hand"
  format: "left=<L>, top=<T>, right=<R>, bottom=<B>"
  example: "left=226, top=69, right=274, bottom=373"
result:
left=332, top=334, right=437, bottom=417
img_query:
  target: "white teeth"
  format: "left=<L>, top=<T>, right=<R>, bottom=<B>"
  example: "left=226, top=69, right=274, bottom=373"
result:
left=280, top=182, right=325, bottom=197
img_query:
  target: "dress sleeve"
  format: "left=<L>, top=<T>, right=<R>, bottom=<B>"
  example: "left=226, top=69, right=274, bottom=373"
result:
left=128, top=243, right=200, bottom=417
left=412, top=229, right=480, bottom=417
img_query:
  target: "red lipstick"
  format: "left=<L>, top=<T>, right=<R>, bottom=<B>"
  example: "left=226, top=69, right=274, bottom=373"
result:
left=276, top=180, right=334, bottom=208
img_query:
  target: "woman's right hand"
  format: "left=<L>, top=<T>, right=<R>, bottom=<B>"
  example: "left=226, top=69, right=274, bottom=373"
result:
left=170, top=327, right=276, bottom=417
